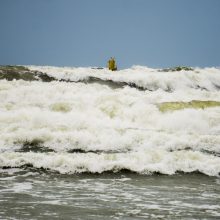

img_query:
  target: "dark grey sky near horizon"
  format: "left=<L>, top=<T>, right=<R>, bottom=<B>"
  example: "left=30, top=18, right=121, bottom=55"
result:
left=0, top=0, right=220, bottom=69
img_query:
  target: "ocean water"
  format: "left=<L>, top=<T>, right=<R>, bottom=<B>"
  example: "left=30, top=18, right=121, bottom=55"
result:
left=0, top=65, right=220, bottom=219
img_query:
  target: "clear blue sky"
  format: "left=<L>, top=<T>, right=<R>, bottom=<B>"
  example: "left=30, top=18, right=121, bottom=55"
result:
left=0, top=0, right=220, bottom=69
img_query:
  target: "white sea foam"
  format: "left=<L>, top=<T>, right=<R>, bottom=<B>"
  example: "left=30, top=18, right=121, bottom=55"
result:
left=0, top=150, right=220, bottom=175
left=0, top=66, right=220, bottom=176
left=28, top=65, right=220, bottom=91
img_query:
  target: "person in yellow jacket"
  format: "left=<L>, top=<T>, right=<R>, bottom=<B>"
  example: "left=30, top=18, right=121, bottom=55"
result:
left=108, top=57, right=117, bottom=71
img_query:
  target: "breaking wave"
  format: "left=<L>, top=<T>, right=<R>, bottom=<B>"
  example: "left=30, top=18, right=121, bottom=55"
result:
left=1, top=65, right=220, bottom=91
left=0, top=65, right=220, bottom=176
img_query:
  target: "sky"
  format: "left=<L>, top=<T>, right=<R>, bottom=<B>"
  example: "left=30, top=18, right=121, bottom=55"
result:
left=0, top=0, right=220, bottom=69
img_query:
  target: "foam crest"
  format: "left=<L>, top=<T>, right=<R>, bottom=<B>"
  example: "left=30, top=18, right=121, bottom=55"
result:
left=28, top=65, right=220, bottom=91
left=0, top=150, right=220, bottom=176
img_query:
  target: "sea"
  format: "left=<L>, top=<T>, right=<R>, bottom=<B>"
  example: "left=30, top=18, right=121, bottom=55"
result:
left=0, top=65, right=220, bottom=219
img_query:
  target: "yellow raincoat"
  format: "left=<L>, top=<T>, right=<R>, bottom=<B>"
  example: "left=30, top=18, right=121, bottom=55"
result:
left=108, top=58, right=117, bottom=71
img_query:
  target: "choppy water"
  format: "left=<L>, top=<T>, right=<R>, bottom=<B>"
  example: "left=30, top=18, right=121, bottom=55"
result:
left=0, top=65, right=220, bottom=219
left=0, top=170, right=220, bottom=219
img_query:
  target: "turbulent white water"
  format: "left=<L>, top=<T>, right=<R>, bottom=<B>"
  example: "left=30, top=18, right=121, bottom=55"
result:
left=0, top=66, right=220, bottom=176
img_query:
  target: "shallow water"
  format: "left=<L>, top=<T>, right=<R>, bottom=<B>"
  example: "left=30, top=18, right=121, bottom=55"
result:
left=0, top=170, right=220, bottom=219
